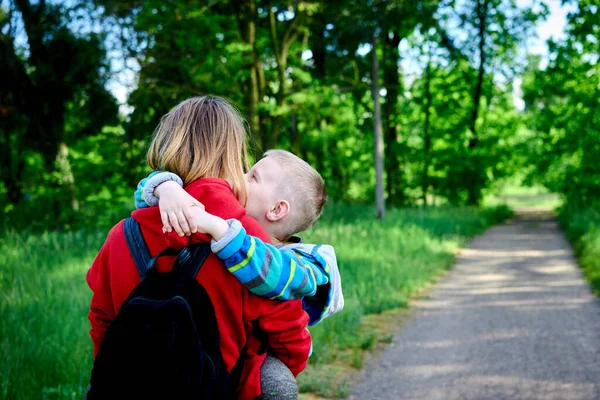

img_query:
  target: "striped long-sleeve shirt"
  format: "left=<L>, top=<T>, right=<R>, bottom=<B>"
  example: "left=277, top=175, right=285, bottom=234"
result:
left=134, top=171, right=344, bottom=325
left=211, top=219, right=344, bottom=326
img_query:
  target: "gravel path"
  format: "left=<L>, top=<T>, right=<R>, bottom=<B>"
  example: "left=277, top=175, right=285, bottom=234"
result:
left=350, top=212, right=600, bottom=400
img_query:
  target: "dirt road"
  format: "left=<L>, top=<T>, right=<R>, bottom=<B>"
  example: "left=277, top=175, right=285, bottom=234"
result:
left=350, top=212, right=600, bottom=400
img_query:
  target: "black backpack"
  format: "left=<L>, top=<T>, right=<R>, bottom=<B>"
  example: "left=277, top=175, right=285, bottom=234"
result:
left=87, top=217, right=245, bottom=400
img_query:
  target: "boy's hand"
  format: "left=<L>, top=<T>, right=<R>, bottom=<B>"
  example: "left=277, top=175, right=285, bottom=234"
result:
left=187, top=206, right=229, bottom=241
left=155, top=181, right=205, bottom=236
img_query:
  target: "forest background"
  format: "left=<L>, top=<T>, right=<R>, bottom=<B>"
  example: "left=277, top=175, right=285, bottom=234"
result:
left=1, top=0, right=600, bottom=398
left=1, top=0, right=598, bottom=226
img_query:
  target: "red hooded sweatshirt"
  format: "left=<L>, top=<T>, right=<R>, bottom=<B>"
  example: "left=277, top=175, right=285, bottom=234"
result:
left=87, top=178, right=311, bottom=400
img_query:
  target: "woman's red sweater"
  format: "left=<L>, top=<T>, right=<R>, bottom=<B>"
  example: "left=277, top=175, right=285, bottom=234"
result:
left=86, top=178, right=311, bottom=400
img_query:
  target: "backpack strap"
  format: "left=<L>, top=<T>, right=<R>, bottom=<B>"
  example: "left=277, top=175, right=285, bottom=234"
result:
left=177, top=243, right=212, bottom=279
left=123, top=217, right=152, bottom=280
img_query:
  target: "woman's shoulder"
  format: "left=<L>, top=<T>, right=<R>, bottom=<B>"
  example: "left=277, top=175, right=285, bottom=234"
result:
left=186, top=178, right=243, bottom=215
left=185, top=178, right=233, bottom=194
left=105, top=219, right=126, bottom=242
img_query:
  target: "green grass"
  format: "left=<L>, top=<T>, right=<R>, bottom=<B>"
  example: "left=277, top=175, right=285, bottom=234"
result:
left=0, top=230, right=106, bottom=399
left=559, top=206, right=600, bottom=295
left=0, top=204, right=512, bottom=399
left=483, top=183, right=561, bottom=209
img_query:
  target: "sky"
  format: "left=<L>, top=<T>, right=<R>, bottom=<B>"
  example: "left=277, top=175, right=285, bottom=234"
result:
left=106, top=0, right=577, bottom=110
left=522, top=0, right=576, bottom=59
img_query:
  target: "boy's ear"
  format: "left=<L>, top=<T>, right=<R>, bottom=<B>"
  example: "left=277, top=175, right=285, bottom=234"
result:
left=266, top=200, right=290, bottom=222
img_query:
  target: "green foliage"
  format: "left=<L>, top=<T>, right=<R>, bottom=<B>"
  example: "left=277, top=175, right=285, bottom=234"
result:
left=0, top=204, right=511, bottom=399
left=0, top=124, right=141, bottom=232
left=559, top=205, right=600, bottom=294
left=0, top=0, right=119, bottom=224
left=405, top=57, right=527, bottom=204
left=1, top=0, right=552, bottom=224
left=522, top=1, right=600, bottom=209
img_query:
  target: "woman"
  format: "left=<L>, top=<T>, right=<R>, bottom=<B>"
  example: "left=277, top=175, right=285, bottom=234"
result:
left=86, top=96, right=311, bottom=399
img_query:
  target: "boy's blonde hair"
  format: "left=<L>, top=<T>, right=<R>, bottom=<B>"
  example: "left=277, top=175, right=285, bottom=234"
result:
left=264, top=149, right=327, bottom=239
left=147, top=96, right=250, bottom=202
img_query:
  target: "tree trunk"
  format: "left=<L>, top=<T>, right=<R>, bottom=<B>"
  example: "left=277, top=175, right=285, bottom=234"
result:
left=267, top=3, right=304, bottom=151
left=372, top=35, right=385, bottom=220
left=55, top=142, right=79, bottom=212
left=311, top=20, right=327, bottom=78
left=0, top=114, right=26, bottom=205
left=237, top=0, right=262, bottom=159
left=267, top=5, right=285, bottom=150
left=382, top=30, right=402, bottom=206
left=422, top=53, right=433, bottom=206
left=467, top=0, right=489, bottom=205
left=290, top=113, right=302, bottom=157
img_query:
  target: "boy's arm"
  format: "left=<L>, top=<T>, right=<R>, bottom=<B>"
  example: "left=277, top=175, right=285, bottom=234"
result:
left=187, top=207, right=341, bottom=325
left=134, top=171, right=183, bottom=209
left=134, top=171, right=205, bottom=236
left=211, top=219, right=330, bottom=301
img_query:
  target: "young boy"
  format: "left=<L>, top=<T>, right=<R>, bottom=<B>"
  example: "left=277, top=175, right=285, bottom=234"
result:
left=136, top=149, right=344, bottom=327
left=136, top=150, right=344, bottom=399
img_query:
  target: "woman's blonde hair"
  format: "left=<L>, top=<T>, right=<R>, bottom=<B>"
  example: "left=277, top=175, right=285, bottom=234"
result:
left=147, top=96, right=250, bottom=202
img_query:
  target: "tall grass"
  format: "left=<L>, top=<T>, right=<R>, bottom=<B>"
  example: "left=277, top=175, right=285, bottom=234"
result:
left=558, top=206, right=600, bottom=294
left=0, top=230, right=106, bottom=399
left=0, top=204, right=512, bottom=399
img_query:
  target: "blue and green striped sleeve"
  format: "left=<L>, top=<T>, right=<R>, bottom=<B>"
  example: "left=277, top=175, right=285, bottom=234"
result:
left=211, top=220, right=330, bottom=302
left=134, top=171, right=184, bottom=209
left=134, top=171, right=161, bottom=209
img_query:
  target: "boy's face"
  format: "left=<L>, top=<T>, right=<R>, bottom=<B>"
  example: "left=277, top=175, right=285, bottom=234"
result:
left=243, top=157, right=283, bottom=224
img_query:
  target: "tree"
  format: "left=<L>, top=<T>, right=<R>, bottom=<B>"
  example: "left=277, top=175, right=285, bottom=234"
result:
left=0, top=0, right=118, bottom=211
left=372, top=34, right=385, bottom=219
left=439, top=0, right=542, bottom=204
left=421, top=44, right=433, bottom=205
left=380, top=0, right=438, bottom=206
left=310, top=0, right=439, bottom=206
left=523, top=0, right=600, bottom=209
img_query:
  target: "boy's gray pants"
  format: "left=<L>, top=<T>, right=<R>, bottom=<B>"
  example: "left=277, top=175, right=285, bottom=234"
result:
left=261, top=355, right=298, bottom=400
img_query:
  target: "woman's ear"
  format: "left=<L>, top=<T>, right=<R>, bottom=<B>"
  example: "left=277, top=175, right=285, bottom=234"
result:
left=266, top=200, right=290, bottom=222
